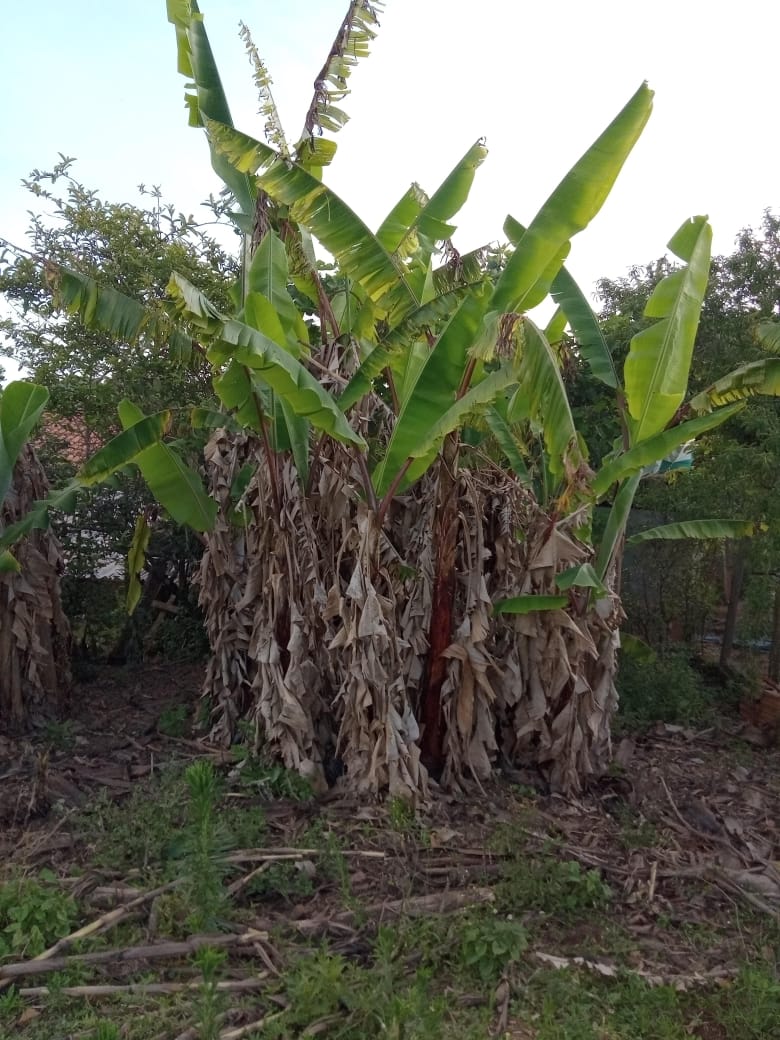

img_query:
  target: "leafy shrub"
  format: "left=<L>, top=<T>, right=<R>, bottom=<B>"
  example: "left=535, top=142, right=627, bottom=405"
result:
left=0, top=871, right=78, bottom=957
left=616, top=647, right=710, bottom=728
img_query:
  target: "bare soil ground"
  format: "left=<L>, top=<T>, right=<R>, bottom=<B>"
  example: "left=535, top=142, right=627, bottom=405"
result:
left=0, top=663, right=778, bottom=1039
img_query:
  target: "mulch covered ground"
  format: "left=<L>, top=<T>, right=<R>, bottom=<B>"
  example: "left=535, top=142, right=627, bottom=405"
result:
left=0, top=662, right=777, bottom=1037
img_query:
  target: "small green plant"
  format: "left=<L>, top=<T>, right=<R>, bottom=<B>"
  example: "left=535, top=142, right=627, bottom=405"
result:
left=0, top=871, right=78, bottom=957
left=157, top=703, right=188, bottom=738
left=0, top=987, right=22, bottom=1022
left=247, top=862, right=314, bottom=902
left=193, top=945, right=227, bottom=1040
left=459, top=915, right=528, bottom=982
left=387, top=795, right=420, bottom=834
left=182, top=761, right=232, bottom=930
left=41, top=718, right=76, bottom=751
left=303, top=820, right=351, bottom=899
left=497, top=857, right=612, bottom=919
left=94, top=1023, right=121, bottom=1040
left=232, top=747, right=313, bottom=801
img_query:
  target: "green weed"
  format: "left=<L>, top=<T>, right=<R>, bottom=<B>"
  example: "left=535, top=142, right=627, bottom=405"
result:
left=157, top=703, right=188, bottom=738
left=459, top=915, right=528, bottom=982
left=193, top=946, right=227, bottom=1040
left=232, top=748, right=313, bottom=801
left=182, top=761, right=232, bottom=930
left=41, top=718, right=76, bottom=751
left=0, top=871, right=78, bottom=958
left=497, top=856, right=612, bottom=919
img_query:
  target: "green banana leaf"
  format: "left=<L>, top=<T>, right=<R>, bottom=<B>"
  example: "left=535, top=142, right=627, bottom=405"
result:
left=117, top=401, right=217, bottom=532
left=0, top=483, right=81, bottom=553
left=687, top=358, right=780, bottom=413
left=491, top=83, right=653, bottom=315
left=513, top=318, right=580, bottom=477
left=127, top=513, right=151, bottom=614
left=431, top=246, right=489, bottom=298
left=239, top=280, right=311, bottom=479
left=338, top=280, right=481, bottom=410
left=484, top=404, right=533, bottom=488
left=167, top=0, right=255, bottom=223
left=385, top=141, right=488, bottom=263
left=493, top=595, right=569, bottom=615
left=555, top=563, right=607, bottom=596
left=0, top=551, right=20, bottom=573
left=544, top=306, right=568, bottom=348
left=168, top=273, right=364, bottom=448
left=78, top=412, right=173, bottom=485
left=51, top=266, right=194, bottom=363
left=619, top=633, right=657, bottom=663
left=380, top=83, right=651, bottom=501
left=204, top=119, right=416, bottom=313
left=190, top=407, right=241, bottom=433
left=591, top=402, right=745, bottom=496
left=623, top=216, right=712, bottom=443
left=373, top=286, right=492, bottom=494
left=213, top=361, right=264, bottom=431
left=504, top=214, right=618, bottom=388
left=756, top=320, right=780, bottom=352
left=376, top=183, right=428, bottom=255
left=550, top=268, right=617, bottom=388
left=0, top=381, right=49, bottom=507
left=244, top=231, right=309, bottom=353
left=402, top=366, right=520, bottom=487
left=627, top=519, right=764, bottom=545
left=594, top=474, right=640, bottom=580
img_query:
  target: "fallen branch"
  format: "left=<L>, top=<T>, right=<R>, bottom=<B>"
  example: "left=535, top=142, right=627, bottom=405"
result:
left=19, top=976, right=268, bottom=999
left=0, top=930, right=268, bottom=983
left=219, top=1012, right=285, bottom=1039
left=293, top=886, right=495, bottom=935
left=225, top=846, right=386, bottom=864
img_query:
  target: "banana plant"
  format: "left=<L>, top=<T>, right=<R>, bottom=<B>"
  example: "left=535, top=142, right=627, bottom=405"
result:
left=7, top=0, right=780, bottom=796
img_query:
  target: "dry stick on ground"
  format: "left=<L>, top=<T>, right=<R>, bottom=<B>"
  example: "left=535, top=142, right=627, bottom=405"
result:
left=0, top=930, right=268, bottom=983
left=19, top=976, right=268, bottom=999
left=225, top=847, right=387, bottom=864
left=708, top=873, right=780, bottom=920
left=219, top=1012, right=285, bottom=1040
left=291, top=886, right=496, bottom=936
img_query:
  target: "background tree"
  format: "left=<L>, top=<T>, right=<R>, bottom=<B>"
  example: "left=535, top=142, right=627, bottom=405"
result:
left=0, top=161, right=239, bottom=656
left=596, top=211, right=780, bottom=669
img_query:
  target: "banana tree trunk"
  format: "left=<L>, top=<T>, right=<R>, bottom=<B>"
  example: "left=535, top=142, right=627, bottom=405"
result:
left=197, top=441, right=621, bottom=797
left=0, top=444, right=71, bottom=729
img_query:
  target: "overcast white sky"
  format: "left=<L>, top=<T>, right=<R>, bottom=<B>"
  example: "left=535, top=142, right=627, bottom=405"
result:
left=2, top=0, right=778, bottom=381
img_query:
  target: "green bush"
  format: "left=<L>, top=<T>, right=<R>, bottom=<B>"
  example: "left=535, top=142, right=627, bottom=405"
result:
left=616, top=647, right=711, bottom=729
